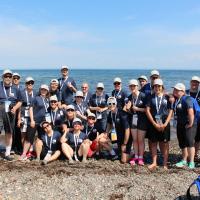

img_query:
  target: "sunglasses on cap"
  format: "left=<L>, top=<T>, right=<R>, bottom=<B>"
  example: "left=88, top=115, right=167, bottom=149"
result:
left=50, top=100, right=57, bottom=103
left=26, top=81, right=34, bottom=85
left=114, top=82, right=121, bottom=85
left=97, top=87, right=103, bottom=90
left=4, top=75, right=12, bottom=79
left=108, top=102, right=116, bottom=106
left=67, top=109, right=74, bottom=112
left=88, top=116, right=96, bottom=120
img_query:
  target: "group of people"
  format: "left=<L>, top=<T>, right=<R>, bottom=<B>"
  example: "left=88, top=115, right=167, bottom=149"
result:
left=0, top=66, right=199, bottom=170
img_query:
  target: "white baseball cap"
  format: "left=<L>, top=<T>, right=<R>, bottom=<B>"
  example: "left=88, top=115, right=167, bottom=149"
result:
left=66, top=105, right=75, bottom=110
left=113, top=77, right=122, bottom=83
left=50, top=79, right=59, bottom=84
left=75, top=91, right=84, bottom=97
left=2, top=69, right=13, bottom=76
left=40, top=84, right=49, bottom=91
left=129, top=79, right=138, bottom=86
left=107, top=97, right=117, bottom=105
left=49, top=95, right=58, bottom=102
left=138, top=75, right=148, bottom=81
left=73, top=118, right=82, bottom=124
left=96, top=82, right=104, bottom=88
left=40, top=121, right=50, bottom=128
left=191, top=76, right=200, bottom=83
left=172, top=83, right=186, bottom=92
left=25, top=76, right=34, bottom=83
left=61, top=65, right=69, bottom=70
left=13, top=72, right=21, bottom=78
left=88, top=113, right=96, bottom=118
left=150, top=70, right=160, bottom=77
left=153, top=79, right=163, bottom=86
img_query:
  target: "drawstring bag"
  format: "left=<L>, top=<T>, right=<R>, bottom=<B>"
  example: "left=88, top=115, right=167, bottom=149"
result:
left=186, top=175, right=200, bottom=200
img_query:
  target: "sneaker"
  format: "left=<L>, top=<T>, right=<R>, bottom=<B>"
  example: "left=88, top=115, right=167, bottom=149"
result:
left=68, top=159, right=74, bottom=165
left=175, top=160, right=187, bottom=168
left=138, top=158, right=144, bottom=166
left=130, top=158, right=138, bottom=166
left=41, top=160, right=48, bottom=165
left=26, top=151, right=36, bottom=159
left=4, top=155, right=14, bottom=161
left=110, top=154, right=119, bottom=161
left=188, top=162, right=195, bottom=169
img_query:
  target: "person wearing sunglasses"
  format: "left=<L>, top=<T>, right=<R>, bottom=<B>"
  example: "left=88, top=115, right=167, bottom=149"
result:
left=18, top=77, right=37, bottom=160
left=29, top=84, right=50, bottom=140
left=61, top=105, right=77, bottom=134
left=73, top=91, right=89, bottom=122
left=61, top=118, right=90, bottom=164
left=81, top=82, right=92, bottom=107
left=123, top=79, right=147, bottom=166
left=146, top=79, right=173, bottom=170
left=89, top=82, right=109, bottom=133
left=12, top=72, right=23, bottom=90
left=58, top=65, right=77, bottom=105
left=0, top=69, right=22, bottom=161
left=185, top=76, right=200, bottom=161
left=35, top=121, right=61, bottom=165
left=46, top=95, right=65, bottom=133
left=111, top=77, right=128, bottom=110
left=106, top=97, right=131, bottom=162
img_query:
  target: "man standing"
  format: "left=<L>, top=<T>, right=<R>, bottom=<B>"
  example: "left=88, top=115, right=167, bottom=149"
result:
left=58, top=65, right=77, bottom=105
left=0, top=69, right=22, bottom=160
left=81, top=82, right=92, bottom=107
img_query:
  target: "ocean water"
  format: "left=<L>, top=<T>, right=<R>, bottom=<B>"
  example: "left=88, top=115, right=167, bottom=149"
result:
left=1, top=69, right=199, bottom=95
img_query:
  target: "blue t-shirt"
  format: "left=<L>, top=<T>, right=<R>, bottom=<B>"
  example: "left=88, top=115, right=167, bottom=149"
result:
left=0, top=82, right=22, bottom=103
left=41, top=131, right=61, bottom=152
left=58, top=77, right=77, bottom=105
left=30, top=95, right=49, bottom=124
left=66, top=131, right=87, bottom=150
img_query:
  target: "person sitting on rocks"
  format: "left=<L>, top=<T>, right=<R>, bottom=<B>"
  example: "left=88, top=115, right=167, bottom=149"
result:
left=35, top=121, right=61, bottom=165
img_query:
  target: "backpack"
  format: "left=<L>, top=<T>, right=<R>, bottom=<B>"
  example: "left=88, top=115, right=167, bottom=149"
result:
left=186, top=175, right=200, bottom=200
left=182, top=95, right=200, bottom=123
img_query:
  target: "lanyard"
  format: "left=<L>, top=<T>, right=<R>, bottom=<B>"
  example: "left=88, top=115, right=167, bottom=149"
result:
left=3, top=84, right=11, bottom=100
left=60, top=77, right=68, bottom=90
left=84, top=93, right=88, bottom=101
left=195, top=90, right=200, bottom=99
left=45, top=132, right=54, bottom=151
left=114, top=89, right=121, bottom=98
left=132, top=93, right=139, bottom=105
left=74, top=134, right=79, bottom=148
left=42, top=97, right=49, bottom=112
left=51, top=110, right=57, bottom=125
left=96, top=95, right=102, bottom=106
left=111, top=110, right=118, bottom=129
left=155, top=95, right=163, bottom=114
left=86, top=125, right=94, bottom=136
left=67, top=120, right=73, bottom=128
left=77, top=104, right=84, bottom=115
left=174, top=98, right=181, bottom=115
left=25, top=90, right=33, bottom=105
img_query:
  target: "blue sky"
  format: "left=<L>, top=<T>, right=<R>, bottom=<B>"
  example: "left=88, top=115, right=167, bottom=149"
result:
left=0, top=0, right=200, bottom=69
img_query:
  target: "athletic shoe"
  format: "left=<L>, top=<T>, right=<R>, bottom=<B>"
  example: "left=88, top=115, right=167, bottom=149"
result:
left=26, top=151, right=36, bottom=159
left=4, top=155, right=14, bottom=161
left=138, top=158, right=144, bottom=166
left=130, top=158, right=138, bottom=166
left=110, top=155, right=119, bottom=161
left=68, top=159, right=74, bottom=165
left=41, top=160, right=48, bottom=165
left=175, top=160, right=187, bottom=168
left=188, top=162, right=195, bottom=169
left=19, top=154, right=27, bottom=161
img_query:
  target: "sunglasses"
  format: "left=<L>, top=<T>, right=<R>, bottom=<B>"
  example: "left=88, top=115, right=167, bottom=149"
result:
left=81, top=87, right=88, bottom=89
left=50, top=100, right=57, bottom=103
left=97, top=87, right=103, bottom=90
left=73, top=122, right=82, bottom=126
left=26, top=81, right=34, bottom=85
left=67, top=109, right=74, bottom=112
left=13, top=77, right=20, bottom=80
left=43, top=124, right=50, bottom=129
left=88, top=117, right=96, bottom=120
left=129, top=85, right=137, bottom=87
left=4, top=75, right=12, bottom=79
left=76, top=96, right=83, bottom=98
left=108, top=103, right=116, bottom=106
left=114, top=82, right=121, bottom=85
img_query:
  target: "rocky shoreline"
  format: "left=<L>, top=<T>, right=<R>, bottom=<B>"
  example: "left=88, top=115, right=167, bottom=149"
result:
left=0, top=139, right=200, bottom=200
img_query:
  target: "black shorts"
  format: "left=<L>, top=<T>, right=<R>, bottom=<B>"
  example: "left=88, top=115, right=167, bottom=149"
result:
left=116, top=132, right=132, bottom=154
left=131, top=117, right=148, bottom=131
left=148, top=122, right=170, bottom=143
left=25, top=126, right=37, bottom=144
left=195, top=122, right=200, bottom=142
left=177, top=123, right=197, bottom=148
left=0, top=104, right=15, bottom=134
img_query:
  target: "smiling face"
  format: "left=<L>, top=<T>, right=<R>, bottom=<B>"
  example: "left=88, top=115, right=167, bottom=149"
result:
left=113, top=82, right=121, bottom=91
left=173, top=88, right=184, bottom=98
left=153, top=84, right=163, bottom=95
left=50, top=82, right=59, bottom=91
left=81, top=83, right=89, bottom=94
left=61, top=69, right=68, bottom=78
left=190, top=80, right=199, bottom=91
left=40, top=88, right=48, bottom=97
left=25, top=81, right=34, bottom=91
left=129, top=84, right=138, bottom=94
left=138, top=78, right=147, bottom=88
left=3, top=73, right=12, bottom=86
left=13, top=76, right=20, bottom=85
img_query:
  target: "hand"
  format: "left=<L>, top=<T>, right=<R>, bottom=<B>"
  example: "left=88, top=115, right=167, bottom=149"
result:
left=96, top=107, right=101, bottom=112
left=11, top=106, right=17, bottom=114
left=30, top=120, right=35, bottom=128
left=76, top=111, right=81, bottom=116
left=132, top=105, right=138, bottom=112
left=160, top=124, right=167, bottom=132
left=154, top=123, right=162, bottom=132
left=67, top=82, right=72, bottom=88
left=125, top=101, right=132, bottom=110
left=185, top=123, right=193, bottom=129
